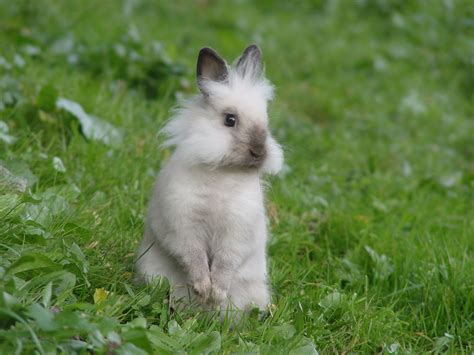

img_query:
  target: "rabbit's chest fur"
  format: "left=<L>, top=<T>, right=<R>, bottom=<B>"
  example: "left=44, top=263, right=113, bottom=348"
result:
left=150, top=158, right=265, bottom=244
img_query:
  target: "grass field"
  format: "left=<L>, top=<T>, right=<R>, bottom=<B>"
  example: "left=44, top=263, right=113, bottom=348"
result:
left=1, top=0, right=473, bottom=353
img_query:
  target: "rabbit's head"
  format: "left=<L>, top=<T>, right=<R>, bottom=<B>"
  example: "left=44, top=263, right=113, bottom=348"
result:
left=163, top=44, right=283, bottom=174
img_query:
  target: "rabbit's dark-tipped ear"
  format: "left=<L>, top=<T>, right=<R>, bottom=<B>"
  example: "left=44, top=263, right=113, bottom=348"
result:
left=196, top=47, right=228, bottom=94
left=236, top=44, right=262, bottom=80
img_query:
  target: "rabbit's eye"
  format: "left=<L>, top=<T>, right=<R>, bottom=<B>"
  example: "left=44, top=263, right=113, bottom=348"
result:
left=224, top=114, right=237, bottom=127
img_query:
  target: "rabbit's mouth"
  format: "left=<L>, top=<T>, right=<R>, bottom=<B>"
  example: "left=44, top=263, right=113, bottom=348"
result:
left=244, top=144, right=267, bottom=168
left=219, top=153, right=266, bottom=170
left=225, top=133, right=268, bottom=169
left=243, top=154, right=266, bottom=169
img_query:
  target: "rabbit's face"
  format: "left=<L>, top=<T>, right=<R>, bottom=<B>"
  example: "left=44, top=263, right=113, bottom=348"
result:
left=202, top=79, right=271, bottom=169
left=197, top=45, right=282, bottom=173
left=163, top=45, right=283, bottom=175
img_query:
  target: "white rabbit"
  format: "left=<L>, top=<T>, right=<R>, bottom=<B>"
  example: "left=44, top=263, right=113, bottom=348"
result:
left=136, top=44, right=283, bottom=314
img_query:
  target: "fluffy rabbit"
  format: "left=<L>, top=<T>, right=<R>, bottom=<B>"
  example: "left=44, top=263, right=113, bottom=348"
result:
left=136, top=44, right=283, bottom=313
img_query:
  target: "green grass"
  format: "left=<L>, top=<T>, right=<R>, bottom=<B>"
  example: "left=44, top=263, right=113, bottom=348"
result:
left=1, top=0, right=473, bottom=353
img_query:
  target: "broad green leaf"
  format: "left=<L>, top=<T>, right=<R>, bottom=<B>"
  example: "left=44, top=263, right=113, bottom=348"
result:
left=1, top=291, right=20, bottom=309
left=21, top=204, right=51, bottom=226
left=289, top=336, right=318, bottom=355
left=121, top=328, right=152, bottom=353
left=26, top=303, right=57, bottom=332
left=272, top=323, right=296, bottom=340
left=41, top=192, right=69, bottom=215
left=37, top=84, right=58, bottom=112
left=65, top=242, right=89, bottom=274
left=21, top=191, right=69, bottom=226
left=61, top=339, right=89, bottom=352
left=55, top=308, right=96, bottom=334
left=127, top=317, right=147, bottom=329
left=116, top=343, right=148, bottom=355
left=13, top=54, right=25, bottom=68
left=318, top=291, right=345, bottom=309
left=42, top=282, right=53, bottom=308
left=147, top=326, right=183, bottom=354
left=167, top=320, right=181, bottom=336
left=187, top=331, right=221, bottom=354
left=88, top=329, right=107, bottom=348
left=0, top=120, right=16, bottom=145
left=433, top=333, right=454, bottom=352
left=56, top=97, right=122, bottom=146
left=400, top=90, right=426, bottom=116
left=7, top=253, right=60, bottom=275
left=46, top=184, right=81, bottom=201
left=136, top=294, right=150, bottom=307
left=294, top=304, right=305, bottom=332
left=386, top=342, right=400, bottom=353
left=364, top=246, right=394, bottom=281
left=107, top=330, right=122, bottom=346
left=0, top=193, right=20, bottom=215
left=0, top=160, right=37, bottom=187
left=0, top=165, right=27, bottom=193
left=52, top=156, right=66, bottom=173
left=21, top=223, right=49, bottom=244
left=439, top=172, right=463, bottom=188
left=0, top=56, right=11, bottom=70
left=21, top=270, right=76, bottom=301
left=235, top=338, right=260, bottom=353
left=22, top=44, right=41, bottom=57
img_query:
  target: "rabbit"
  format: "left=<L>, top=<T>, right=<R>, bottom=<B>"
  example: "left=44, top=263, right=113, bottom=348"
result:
left=135, top=44, right=283, bottom=314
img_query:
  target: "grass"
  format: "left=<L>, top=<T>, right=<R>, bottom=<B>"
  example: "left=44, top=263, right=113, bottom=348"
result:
left=0, top=0, right=473, bottom=353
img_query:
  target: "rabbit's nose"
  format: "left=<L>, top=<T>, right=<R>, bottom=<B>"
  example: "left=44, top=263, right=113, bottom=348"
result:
left=249, top=146, right=266, bottom=159
left=248, top=126, right=267, bottom=159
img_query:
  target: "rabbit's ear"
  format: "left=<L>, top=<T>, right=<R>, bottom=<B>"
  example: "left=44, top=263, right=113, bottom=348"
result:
left=197, top=47, right=228, bottom=93
left=236, top=44, right=262, bottom=80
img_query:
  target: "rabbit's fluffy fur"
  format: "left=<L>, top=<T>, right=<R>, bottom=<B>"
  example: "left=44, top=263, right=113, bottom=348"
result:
left=136, top=45, right=283, bottom=314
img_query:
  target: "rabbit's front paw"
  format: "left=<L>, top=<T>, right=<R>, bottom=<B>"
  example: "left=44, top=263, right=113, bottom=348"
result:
left=193, top=276, right=212, bottom=303
left=210, top=284, right=228, bottom=305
